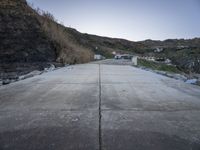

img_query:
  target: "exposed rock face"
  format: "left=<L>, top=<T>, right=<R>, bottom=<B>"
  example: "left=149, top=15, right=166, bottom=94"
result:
left=0, top=0, right=56, bottom=64
left=0, top=0, right=94, bottom=81
left=0, top=0, right=58, bottom=80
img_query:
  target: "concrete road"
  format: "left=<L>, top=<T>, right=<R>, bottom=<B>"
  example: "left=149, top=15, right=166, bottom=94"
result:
left=0, top=64, right=200, bottom=150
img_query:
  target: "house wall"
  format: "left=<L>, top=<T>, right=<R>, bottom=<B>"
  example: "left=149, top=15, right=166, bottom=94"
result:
left=132, top=56, right=138, bottom=65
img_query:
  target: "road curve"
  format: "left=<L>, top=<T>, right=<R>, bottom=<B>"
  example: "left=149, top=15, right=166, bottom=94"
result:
left=0, top=63, right=200, bottom=150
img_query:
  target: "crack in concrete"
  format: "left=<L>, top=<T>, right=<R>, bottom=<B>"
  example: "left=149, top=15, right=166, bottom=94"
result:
left=99, top=64, right=102, bottom=150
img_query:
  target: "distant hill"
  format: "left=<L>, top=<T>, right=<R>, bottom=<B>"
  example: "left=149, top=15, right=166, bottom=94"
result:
left=64, top=29, right=200, bottom=73
left=0, top=0, right=200, bottom=79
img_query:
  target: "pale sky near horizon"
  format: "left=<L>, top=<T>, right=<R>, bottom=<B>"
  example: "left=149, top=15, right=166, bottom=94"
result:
left=27, top=0, right=200, bottom=41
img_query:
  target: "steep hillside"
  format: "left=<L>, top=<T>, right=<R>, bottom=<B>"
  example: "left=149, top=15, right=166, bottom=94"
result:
left=0, top=0, right=56, bottom=72
left=0, top=0, right=93, bottom=79
left=64, top=28, right=146, bottom=57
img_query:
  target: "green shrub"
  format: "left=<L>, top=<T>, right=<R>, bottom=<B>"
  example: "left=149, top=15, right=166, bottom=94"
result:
left=138, top=59, right=181, bottom=73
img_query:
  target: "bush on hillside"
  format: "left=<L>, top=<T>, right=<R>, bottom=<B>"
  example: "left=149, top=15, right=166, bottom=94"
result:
left=28, top=4, right=93, bottom=64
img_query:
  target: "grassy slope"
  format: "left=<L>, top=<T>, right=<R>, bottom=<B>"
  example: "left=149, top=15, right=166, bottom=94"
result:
left=157, top=48, right=200, bottom=73
left=138, top=59, right=182, bottom=73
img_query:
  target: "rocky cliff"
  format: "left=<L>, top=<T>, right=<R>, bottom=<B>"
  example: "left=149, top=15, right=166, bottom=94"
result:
left=0, top=0, right=56, bottom=63
left=0, top=0, right=93, bottom=79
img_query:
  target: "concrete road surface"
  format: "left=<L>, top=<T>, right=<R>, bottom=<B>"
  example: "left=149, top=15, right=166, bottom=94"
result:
left=0, top=63, right=200, bottom=150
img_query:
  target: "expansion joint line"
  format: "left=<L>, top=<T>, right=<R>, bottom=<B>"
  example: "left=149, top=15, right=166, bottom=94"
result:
left=98, top=64, right=102, bottom=150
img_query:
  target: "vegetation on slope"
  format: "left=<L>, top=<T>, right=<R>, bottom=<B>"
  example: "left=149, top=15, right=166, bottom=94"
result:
left=29, top=3, right=94, bottom=64
left=156, top=48, right=200, bottom=73
left=0, top=0, right=94, bottom=79
left=138, top=59, right=182, bottom=73
left=61, top=29, right=200, bottom=73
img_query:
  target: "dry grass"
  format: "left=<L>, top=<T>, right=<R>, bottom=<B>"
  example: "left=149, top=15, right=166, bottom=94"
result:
left=28, top=6, right=94, bottom=64
left=41, top=14, right=93, bottom=64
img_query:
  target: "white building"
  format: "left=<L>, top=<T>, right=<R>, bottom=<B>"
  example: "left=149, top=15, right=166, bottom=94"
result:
left=132, top=56, right=138, bottom=65
left=94, top=54, right=104, bottom=60
left=154, top=47, right=163, bottom=53
left=114, top=54, right=133, bottom=60
left=165, top=59, right=171, bottom=64
left=112, top=51, right=116, bottom=55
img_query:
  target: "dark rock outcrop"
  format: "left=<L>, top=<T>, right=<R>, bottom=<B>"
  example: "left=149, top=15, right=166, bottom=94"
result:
left=0, top=0, right=58, bottom=80
left=0, top=0, right=93, bottom=80
left=0, top=0, right=56, bottom=64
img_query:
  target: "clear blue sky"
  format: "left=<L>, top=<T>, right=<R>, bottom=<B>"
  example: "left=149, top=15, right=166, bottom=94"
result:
left=27, top=0, right=200, bottom=41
